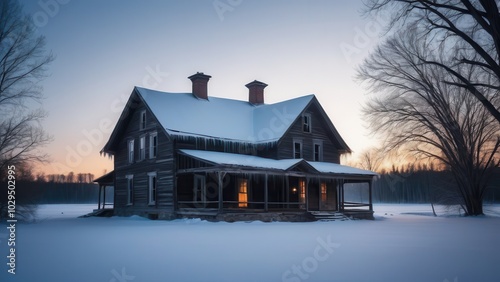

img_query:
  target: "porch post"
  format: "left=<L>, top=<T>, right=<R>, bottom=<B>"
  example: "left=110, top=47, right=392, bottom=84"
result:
left=264, top=173, right=268, bottom=212
left=305, top=177, right=309, bottom=211
left=369, top=179, right=373, bottom=211
left=103, top=185, right=107, bottom=209
left=98, top=185, right=102, bottom=210
left=218, top=172, right=223, bottom=212
left=285, top=176, right=290, bottom=209
left=340, top=179, right=345, bottom=212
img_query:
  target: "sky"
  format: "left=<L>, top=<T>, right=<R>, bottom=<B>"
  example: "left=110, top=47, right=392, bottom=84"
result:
left=17, top=0, right=384, bottom=178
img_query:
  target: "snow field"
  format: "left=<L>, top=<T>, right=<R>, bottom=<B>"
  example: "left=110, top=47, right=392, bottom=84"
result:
left=0, top=204, right=498, bottom=282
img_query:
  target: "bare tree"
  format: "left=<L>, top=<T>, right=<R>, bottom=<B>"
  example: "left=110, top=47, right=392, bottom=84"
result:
left=0, top=0, right=53, bottom=174
left=15, top=162, right=35, bottom=181
left=364, top=0, right=500, bottom=123
left=358, top=30, right=500, bottom=215
left=35, top=171, right=45, bottom=182
left=66, top=171, right=75, bottom=183
left=357, top=147, right=385, bottom=172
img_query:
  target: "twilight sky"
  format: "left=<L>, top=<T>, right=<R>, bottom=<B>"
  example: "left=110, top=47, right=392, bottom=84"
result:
left=18, top=0, right=384, bottom=177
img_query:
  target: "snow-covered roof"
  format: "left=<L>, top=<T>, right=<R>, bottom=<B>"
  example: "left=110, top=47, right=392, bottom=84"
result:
left=308, top=162, right=377, bottom=176
left=179, top=149, right=303, bottom=170
left=180, top=149, right=377, bottom=176
left=136, top=87, right=314, bottom=143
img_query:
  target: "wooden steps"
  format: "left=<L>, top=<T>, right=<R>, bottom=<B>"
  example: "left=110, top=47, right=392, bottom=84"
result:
left=310, top=211, right=351, bottom=221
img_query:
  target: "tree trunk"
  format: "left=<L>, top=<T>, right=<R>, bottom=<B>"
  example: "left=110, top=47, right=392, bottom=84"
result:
left=464, top=195, right=484, bottom=216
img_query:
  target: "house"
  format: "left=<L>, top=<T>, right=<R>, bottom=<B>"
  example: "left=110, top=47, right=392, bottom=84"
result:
left=95, top=72, right=377, bottom=221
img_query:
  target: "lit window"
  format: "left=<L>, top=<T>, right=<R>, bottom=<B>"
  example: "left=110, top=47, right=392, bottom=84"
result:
left=149, top=132, right=157, bottom=159
left=148, top=172, right=157, bottom=205
left=139, top=136, right=146, bottom=160
left=299, top=179, right=306, bottom=204
left=140, top=111, right=146, bottom=130
left=294, top=141, right=302, bottom=159
left=303, top=113, right=311, bottom=133
left=128, top=140, right=134, bottom=164
left=126, top=175, right=134, bottom=205
left=238, top=179, right=248, bottom=208
left=321, top=182, right=327, bottom=203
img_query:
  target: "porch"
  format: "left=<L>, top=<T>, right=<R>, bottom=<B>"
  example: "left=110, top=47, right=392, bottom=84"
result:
left=176, top=149, right=376, bottom=220
left=93, top=170, right=115, bottom=212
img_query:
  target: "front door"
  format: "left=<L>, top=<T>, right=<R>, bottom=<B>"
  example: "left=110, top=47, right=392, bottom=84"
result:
left=193, top=175, right=206, bottom=207
left=307, top=182, right=319, bottom=211
left=319, top=181, right=337, bottom=211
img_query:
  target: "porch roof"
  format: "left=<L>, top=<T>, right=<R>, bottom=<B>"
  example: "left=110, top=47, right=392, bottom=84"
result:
left=179, top=149, right=304, bottom=170
left=307, top=162, right=377, bottom=176
left=93, top=170, right=115, bottom=186
left=178, top=149, right=377, bottom=177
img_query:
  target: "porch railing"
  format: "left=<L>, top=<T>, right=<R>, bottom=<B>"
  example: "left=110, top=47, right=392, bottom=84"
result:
left=178, top=200, right=305, bottom=211
left=341, top=201, right=372, bottom=211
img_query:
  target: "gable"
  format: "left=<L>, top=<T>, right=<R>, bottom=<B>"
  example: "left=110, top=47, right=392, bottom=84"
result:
left=277, top=97, right=351, bottom=155
left=101, top=89, right=168, bottom=155
left=306, top=98, right=350, bottom=153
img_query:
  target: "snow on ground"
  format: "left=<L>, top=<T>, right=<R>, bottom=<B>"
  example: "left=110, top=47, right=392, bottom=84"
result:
left=1, top=204, right=499, bottom=282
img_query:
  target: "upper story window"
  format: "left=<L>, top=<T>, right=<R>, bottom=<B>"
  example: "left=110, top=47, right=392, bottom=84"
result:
left=140, top=110, right=146, bottom=130
left=293, top=139, right=302, bottom=159
left=302, top=113, right=312, bottom=133
left=149, top=132, right=157, bottom=159
left=128, top=139, right=134, bottom=164
left=139, top=136, right=146, bottom=160
left=313, top=140, right=323, bottom=162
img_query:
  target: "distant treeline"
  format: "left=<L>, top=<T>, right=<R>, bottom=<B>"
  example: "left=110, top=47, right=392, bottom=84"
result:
left=0, top=181, right=114, bottom=205
left=372, top=169, right=500, bottom=203
left=0, top=163, right=98, bottom=184
left=19, top=172, right=95, bottom=183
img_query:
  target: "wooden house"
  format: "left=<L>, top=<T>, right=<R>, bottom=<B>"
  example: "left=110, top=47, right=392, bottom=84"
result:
left=97, top=72, right=377, bottom=221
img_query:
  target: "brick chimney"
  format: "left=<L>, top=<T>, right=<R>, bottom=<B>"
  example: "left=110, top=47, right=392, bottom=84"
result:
left=246, top=80, right=268, bottom=105
left=188, top=72, right=211, bottom=100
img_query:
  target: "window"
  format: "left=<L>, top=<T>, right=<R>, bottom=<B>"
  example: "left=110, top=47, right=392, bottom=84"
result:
left=126, top=175, right=134, bottom=205
left=139, top=136, right=146, bottom=160
left=149, top=132, right=157, bottom=159
left=193, top=175, right=206, bottom=205
left=299, top=179, right=306, bottom=204
left=302, top=113, right=312, bottom=133
left=321, top=182, right=327, bottom=203
left=238, top=179, right=248, bottom=208
left=293, top=140, right=302, bottom=159
left=313, top=140, right=323, bottom=161
left=128, top=140, right=134, bottom=164
left=140, top=110, right=146, bottom=130
left=148, top=172, right=157, bottom=205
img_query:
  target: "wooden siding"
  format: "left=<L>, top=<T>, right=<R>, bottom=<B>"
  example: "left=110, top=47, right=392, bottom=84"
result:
left=277, top=103, right=341, bottom=163
left=113, top=101, right=175, bottom=217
